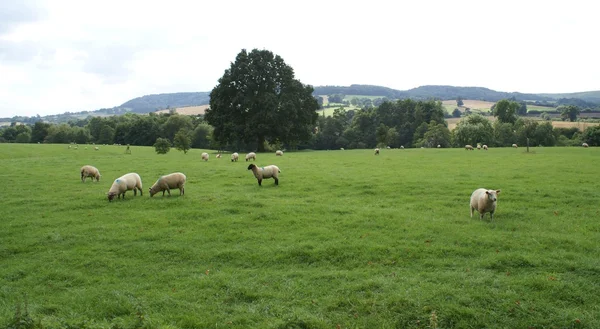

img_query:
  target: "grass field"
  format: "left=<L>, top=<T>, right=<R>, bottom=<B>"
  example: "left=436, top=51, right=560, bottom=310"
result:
left=1, top=144, right=599, bottom=328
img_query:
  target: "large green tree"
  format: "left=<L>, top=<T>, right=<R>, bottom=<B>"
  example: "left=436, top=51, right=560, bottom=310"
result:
left=493, top=99, right=519, bottom=124
left=559, top=105, right=581, bottom=122
left=206, top=49, right=319, bottom=152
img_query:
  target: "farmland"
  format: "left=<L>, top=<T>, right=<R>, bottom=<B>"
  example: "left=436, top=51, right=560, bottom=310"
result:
left=1, top=144, right=599, bottom=328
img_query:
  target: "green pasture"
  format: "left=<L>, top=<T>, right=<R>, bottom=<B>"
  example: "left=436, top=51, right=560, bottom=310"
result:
left=1, top=144, right=599, bottom=328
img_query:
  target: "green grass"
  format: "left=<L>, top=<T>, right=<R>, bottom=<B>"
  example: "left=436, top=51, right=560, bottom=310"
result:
left=527, top=105, right=557, bottom=112
left=1, top=144, right=599, bottom=328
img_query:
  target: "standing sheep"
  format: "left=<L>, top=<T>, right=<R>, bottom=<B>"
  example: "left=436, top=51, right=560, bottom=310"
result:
left=247, top=164, right=280, bottom=186
left=470, top=188, right=501, bottom=221
left=245, top=152, right=256, bottom=161
left=231, top=152, right=239, bottom=162
left=149, top=172, right=186, bottom=197
left=483, top=145, right=488, bottom=150
left=94, top=146, right=99, bottom=151
left=275, top=150, right=283, bottom=156
left=512, top=144, right=518, bottom=148
left=465, top=145, right=474, bottom=150
left=107, top=173, right=143, bottom=201
left=477, top=144, right=481, bottom=150
left=582, top=143, right=589, bottom=148
left=374, top=148, right=380, bottom=155
left=201, top=152, right=209, bottom=161
left=216, top=153, right=222, bottom=159
left=80, top=165, right=101, bottom=182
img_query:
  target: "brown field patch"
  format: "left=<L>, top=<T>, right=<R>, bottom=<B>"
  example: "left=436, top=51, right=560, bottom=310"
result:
left=155, top=105, right=209, bottom=115
left=445, top=116, right=599, bottom=131
left=442, top=99, right=496, bottom=111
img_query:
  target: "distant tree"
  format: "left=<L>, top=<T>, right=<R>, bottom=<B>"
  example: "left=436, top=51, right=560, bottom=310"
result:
left=154, top=137, right=171, bottom=154
left=15, top=132, right=31, bottom=143
left=206, top=48, right=318, bottom=151
left=1, top=126, right=17, bottom=142
left=452, top=114, right=493, bottom=146
left=517, top=101, right=528, bottom=116
left=493, top=99, right=519, bottom=124
left=328, top=94, right=344, bottom=103
left=191, top=123, right=213, bottom=149
left=492, top=121, right=516, bottom=147
left=31, top=122, right=51, bottom=143
left=173, top=128, right=192, bottom=154
left=418, top=122, right=451, bottom=148
left=559, top=105, right=581, bottom=122
left=533, top=122, right=556, bottom=146
left=316, top=96, right=324, bottom=109
left=162, top=114, right=193, bottom=141
left=540, top=113, right=551, bottom=121
left=456, top=97, right=464, bottom=107
left=582, top=125, right=600, bottom=146
left=97, top=125, right=115, bottom=145
left=452, top=108, right=462, bottom=118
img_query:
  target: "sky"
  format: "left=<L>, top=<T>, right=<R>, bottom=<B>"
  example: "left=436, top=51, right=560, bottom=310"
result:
left=1, top=0, right=598, bottom=118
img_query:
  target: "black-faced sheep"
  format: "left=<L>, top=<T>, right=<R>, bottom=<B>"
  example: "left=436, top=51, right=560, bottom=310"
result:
left=582, top=143, right=589, bottom=148
left=247, top=164, right=280, bottom=186
left=245, top=152, right=256, bottom=161
left=374, top=148, right=380, bottom=155
left=483, top=145, right=488, bottom=150
left=201, top=152, right=209, bottom=161
left=470, top=188, right=501, bottom=221
left=231, top=152, right=239, bottom=162
left=80, top=165, right=101, bottom=182
left=107, top=173, right=143, bottom=202
left=149, top=172, right=186, bottom=197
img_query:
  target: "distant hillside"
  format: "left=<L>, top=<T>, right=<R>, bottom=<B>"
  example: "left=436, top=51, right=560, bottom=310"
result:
left=120, top=92, right=211, bottom=113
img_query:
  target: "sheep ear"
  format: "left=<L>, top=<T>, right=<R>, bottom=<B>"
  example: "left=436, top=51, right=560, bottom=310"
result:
left=485, top=191, right=490, bottom=195
left=496, top=190, right=501, bottom=194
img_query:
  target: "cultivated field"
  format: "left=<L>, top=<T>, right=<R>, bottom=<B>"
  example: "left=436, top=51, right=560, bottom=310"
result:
left=1, top=145, right=599, bottom=328
left=445, top=117, right=600, bottom=131
left=155, top=105, right=210, bottom=116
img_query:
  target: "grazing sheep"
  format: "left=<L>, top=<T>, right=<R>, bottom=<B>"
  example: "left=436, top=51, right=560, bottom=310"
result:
left=107, top=173, right=143, bottom=201
left=374, top=148, right=380, bottom=155
left=275, top=150, right=284, bottom=156
left=80, top=165, right=101, bottom=182
left=437, top=145, right=441, bottom=148
left=582, top=143, right=589, bottom=148
left=247, top=164, right=280, bottom=186
left=68, top=145, right=71, bottom=149
left=216, top=153, right=222, bottom=158
left=340, top=148, right=345, bottom=151
left=465, top=145, right=474, bottom=150
left=386, top=146, right=391, bottom=149
left=512, top=144, right=518, bottom=148
left=149, top=172, right=186, bottom=197
left=94, top=146, right=99, bottom=151
left=201, top=152, right=209, bottom=161
left=245, top=152, right=256, bottom=162
left=477, top=144, right=481, bottom=150
left=483, top=145, right=488, bottom=150
left=470, top=188, right=501, bottom=221
left=400, top=146, right=404, bottom=149
left=231, top=152, right=239, bottom=162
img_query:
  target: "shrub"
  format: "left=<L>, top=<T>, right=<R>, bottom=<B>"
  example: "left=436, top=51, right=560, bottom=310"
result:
left=153, top=137, right=171, bottom=154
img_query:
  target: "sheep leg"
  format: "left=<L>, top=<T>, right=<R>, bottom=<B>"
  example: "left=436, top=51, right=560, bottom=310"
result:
left=479, top=212, right=484, bottom=220
left=258, top=179, right=262, bottom=186
left=133, top=189, right=137, bottom=196
left=167, top=189, right=171, bottom=196
left=274, top=177, right=279, bottom=185
left=180, top=187, right=184, bottom=196
left=490, top=211, right=494, bottom=221
left=470, top=207, right=474, bottom=218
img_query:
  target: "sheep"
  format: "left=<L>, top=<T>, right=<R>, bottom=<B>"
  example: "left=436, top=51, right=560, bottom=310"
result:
left=80, top=165, right=101, bottom=182
left=437, top=145, right=441, bottom=148
left=374, top=148, right=380, bottom=155
left=275, top=150, right=284, bottom=156
left=465, top=145, right=474, bottom=150
left=231, top=152, right=239, bottom=162
left=470, top=188, right=501, bottom=221
left=247, top=164, right=280, bottom=186
left=400, top=146, right=404, bottom=149
left=107, top=173, right=143, bottom=201
left=94, top=146, right=99, bottom=151
left=149, top=172, right=186, bottom=197
left=477, top=144, right=481, bottom=150
left=245, top=152, right=257, bottom=162
left=216, top=153, right=222, bottom=159
left=512, top=144, right=518, bottom=148
left=340, top=148, right=345, bottom=151
left=482, top=145, right=488, bottom=150
left=386, top=146, right=391, bottom=149
left=582, top=143, right=589, bottom=148
left=201, top=152, right=209, bottom=161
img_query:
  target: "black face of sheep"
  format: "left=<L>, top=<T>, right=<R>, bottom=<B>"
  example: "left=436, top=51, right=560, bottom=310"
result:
left=108, top=192, right=117, bottom=202
left=247, top=164, right=256, bottom=170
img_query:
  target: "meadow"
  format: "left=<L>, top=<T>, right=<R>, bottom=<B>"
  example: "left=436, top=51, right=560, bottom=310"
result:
left=1, top=144, right=599, bottom=328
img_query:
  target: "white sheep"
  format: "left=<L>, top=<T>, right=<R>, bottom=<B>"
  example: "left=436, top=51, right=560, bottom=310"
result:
left=201, top=152, right=209, bottom=161
left=275, top=150, right=284, bottom=156
left=80, top=165, right=101, bottom=182
left=483, top=145, right=488, bottom=150
left=470, top=188, right=501, bottom=221
left=94, top=146, right=99, bottom=151
left=465, top=145, right=474, bottom=150
left=400, top=146, right=404, bottom=149
left=582, top=143, right=589, bottom=148
left=149, top=172, right=186, bottom=197
left=107, top=173, right=143, bottom=201
left=247, top=164, right=280, bottom=186
left=231, top=152, right=239, bottom=162
left=340, top=148, right=345, bottom=151
left=374, top=148, right=380, bottom=155
left=437, top=145, right=441, bottom=148
left=477, top=144, right=481, bottom=150
left=245, top=152, right=256, bottom=162
left=216, top=153, right=222, bottom=158
left=512, top=144, right=518, bottom=148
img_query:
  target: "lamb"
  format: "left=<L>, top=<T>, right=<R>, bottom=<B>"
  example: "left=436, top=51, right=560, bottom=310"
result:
left=245, top=152, right=256, bottom=161
left=107, top=173, right=143, bottom=201
left=149, top=172, right=186, bottom=197
left=247, top=164, right=280, bottom=186
left=465, top=145, right=474, bottom=150
left=80, top=165, right=101, bottom=182
left=483, top=145, right=488, bottom=150
left=374, top=148, right=380, bottom=155
left=582, top=143, right=589, bottom=148
left=470, top=188, right=501, bottom=221
left=512, top=144, right=518, bottom=148
left=201, top=152, right=209, bottom=161
left=231, top=152, right=239, bottom=162
left=275, top=150, right=283, bottom=156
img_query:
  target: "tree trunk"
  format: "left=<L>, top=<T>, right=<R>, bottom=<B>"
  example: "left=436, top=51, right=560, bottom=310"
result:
left=257, top=135, right=265, bottom=152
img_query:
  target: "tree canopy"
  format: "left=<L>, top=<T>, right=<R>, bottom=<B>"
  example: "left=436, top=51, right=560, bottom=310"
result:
left=205, top=49, right=319, bottom=152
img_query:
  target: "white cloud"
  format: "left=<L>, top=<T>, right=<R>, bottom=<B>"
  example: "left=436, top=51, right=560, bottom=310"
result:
left=1, top=0, right=599, bottom=117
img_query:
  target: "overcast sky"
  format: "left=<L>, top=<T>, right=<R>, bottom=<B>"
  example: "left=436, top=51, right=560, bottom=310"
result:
left=1, top=0, right=598, bottom=118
